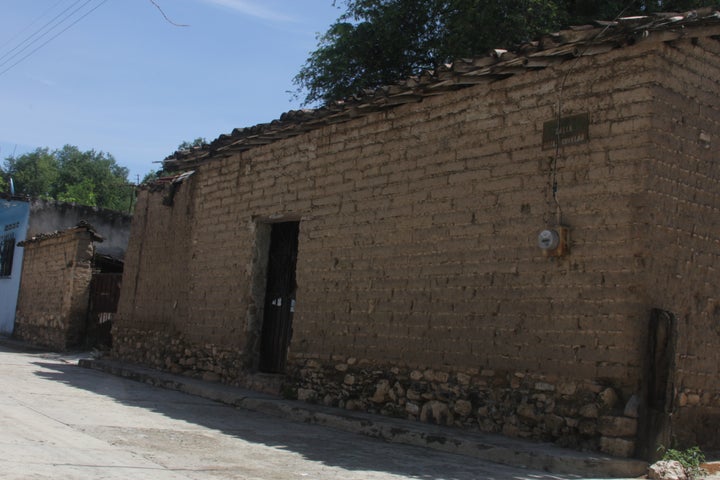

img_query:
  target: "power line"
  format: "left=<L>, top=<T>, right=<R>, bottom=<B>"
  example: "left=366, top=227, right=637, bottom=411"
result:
left=0, top=0, right=88, bottom=65
left=0, top=0, right=99, bottom=69
left=0, top=0, right=68, bottom=53
left=0, top=0, right=109, bottom=79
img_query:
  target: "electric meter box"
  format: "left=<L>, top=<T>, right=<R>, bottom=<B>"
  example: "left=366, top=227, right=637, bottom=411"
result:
left=538, top=226, right=570, bottom=257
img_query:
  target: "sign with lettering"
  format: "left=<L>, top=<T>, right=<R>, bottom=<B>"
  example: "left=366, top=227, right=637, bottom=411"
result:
left=542, top=113, right=589, bottom=150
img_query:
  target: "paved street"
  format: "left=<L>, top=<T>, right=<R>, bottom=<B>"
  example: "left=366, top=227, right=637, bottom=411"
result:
left=0, top=345, right=590, bottom=480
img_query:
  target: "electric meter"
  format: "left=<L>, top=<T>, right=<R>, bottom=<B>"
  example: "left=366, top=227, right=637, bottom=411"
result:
left=538, top=229, right=560, bottom=250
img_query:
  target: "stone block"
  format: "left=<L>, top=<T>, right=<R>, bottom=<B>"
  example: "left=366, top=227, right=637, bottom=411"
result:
left=597, top=416, right=637, bottom=437
left=599, top=436, right=635, bottom=458
left=453, top=400, right=473, bottom=417
left=579, top=403, right=599, bottom=418
left=623, top=394, right=640, bottom=418
left=297, top=388, right=318, bottom=402
left=578, top=419, right=597, bottom=436
left=420, top=401, right=453, bottom=426
left=557, top=382, right=578, bottom=396
left=405, top=402, right=420, bottom=416
left=517, top=404, right=538, bottom=420
left=371, top=380, right=391, bottom=403
left=598, top=388, right=619, bottom=409
left=534, top=382, right=556, bottom=392
left=648, top=460, right=687, bottom=480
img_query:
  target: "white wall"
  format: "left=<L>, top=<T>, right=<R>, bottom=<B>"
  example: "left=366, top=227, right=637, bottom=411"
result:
left=0, top=199, right=30, bottom=335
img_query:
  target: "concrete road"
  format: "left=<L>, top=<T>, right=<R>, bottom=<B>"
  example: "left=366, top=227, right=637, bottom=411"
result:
left=0, top=345, right=585, bottom=480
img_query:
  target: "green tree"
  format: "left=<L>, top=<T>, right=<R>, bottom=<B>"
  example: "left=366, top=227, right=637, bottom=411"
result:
left=177, top=137, right=206, bottom=151
left=2, top=145, right=131, bottom=211
left=54, top=145, right=130, bottom=211
left=295, top=0, right=719, bottom=105
left=296, top=0, right=445, bottom=105
left=57, top=178, right=98, bottom=206
left=2, top=148, right=59, bottom=198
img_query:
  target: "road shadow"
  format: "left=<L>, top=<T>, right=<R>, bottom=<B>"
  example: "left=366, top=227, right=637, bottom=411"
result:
left=26, top=353, right=578, bottom=480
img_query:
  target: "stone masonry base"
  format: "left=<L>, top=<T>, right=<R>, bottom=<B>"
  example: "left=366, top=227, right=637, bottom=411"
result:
left=289, top=356, right=641, bottom=458
left=112, top=327, right=641, bottom=458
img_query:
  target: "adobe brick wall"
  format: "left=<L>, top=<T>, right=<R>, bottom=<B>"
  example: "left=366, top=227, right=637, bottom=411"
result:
left=112, top=38, right=720, bottom=455
left=14, top=230, right=95, bottom=350
left=644, top=37, right=720, bottom=449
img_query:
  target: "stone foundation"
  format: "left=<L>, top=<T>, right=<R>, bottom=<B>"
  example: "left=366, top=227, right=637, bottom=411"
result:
left=13, top=323, right=70, bottom=351
left=112, top=329, right=643, bottom=457
left=111, top=327, right=285, bottom=395
left=289, top=356, right=640, bottom=457
left=671, top=390, right=720, bottom=450
left=112, top=327, right=246, bottom=383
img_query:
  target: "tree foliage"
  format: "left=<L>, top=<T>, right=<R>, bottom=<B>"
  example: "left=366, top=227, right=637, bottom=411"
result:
left=295, top=0, right=719, bottom=105
left=1, top=145, right=132, bottom=211
left=177, top=137, right=207, bottom=151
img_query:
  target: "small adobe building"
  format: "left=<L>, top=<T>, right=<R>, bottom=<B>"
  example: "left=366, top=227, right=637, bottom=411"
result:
left=14, top=223, right=105, bottom=350
left=112, top=11, right=720, bottom=459
left=1, top=198, right=131, bottom=342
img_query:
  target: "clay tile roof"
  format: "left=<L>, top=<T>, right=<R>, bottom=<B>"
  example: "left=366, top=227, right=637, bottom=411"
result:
left=162, top=9, right=720, bottom=172
left=18, top=221, right=104, bottom=247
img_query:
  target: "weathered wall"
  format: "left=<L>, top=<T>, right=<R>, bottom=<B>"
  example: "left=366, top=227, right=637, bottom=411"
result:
left=28, top=199, right=132, bottom=258
left=284, top=44, right=657, bottom=457
left=644, top=37, right=720, bottom=449
left=112, top=179, right=248, bottom=380
left=14, top=230, right=94, bottom=350
left=112, top=39, right=720, bottom=455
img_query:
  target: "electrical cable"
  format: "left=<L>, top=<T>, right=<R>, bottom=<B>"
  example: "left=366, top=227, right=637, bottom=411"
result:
left=0, top=0, right=99, bottom=70
left=0, top=0, right=88, bottom=65
left=0, top=0, right=68, bottom=53
left=548, top=0, right=641, bottom=226
left=0, top=0, right=109, bottom=79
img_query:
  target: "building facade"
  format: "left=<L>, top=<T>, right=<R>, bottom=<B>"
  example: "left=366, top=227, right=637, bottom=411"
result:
left=112, top=13, right=720, bottom=458
left=0, top=197, right=132, bottom=339
left=14, top=225, right=101, bottom=349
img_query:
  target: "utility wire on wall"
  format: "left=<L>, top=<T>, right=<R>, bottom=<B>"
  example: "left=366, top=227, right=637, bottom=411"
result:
left=547, top=0, right=640, bottom=226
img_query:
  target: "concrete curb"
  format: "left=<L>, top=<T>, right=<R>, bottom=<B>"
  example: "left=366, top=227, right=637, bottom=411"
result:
left=78, top=357, right=648, bottom=479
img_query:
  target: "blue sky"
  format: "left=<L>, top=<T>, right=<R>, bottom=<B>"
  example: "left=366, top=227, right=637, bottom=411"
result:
left=0, top=0, right=342, bottom=181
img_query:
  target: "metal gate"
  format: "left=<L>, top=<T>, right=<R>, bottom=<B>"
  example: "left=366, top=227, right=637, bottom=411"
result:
left=86, top=272, right=122, bottom=348
left=259, top=221, right=299, bottom=373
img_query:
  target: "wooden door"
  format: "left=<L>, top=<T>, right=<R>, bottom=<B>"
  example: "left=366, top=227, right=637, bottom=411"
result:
left=259, top=222, right=299, bottom=373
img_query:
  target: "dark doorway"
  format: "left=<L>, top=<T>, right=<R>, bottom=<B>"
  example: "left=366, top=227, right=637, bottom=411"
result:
left=638, top=309, right=677, bottom=460
left=259, top=221, right=299, bottom=373
left=85, top=255, right=124, bottom=349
